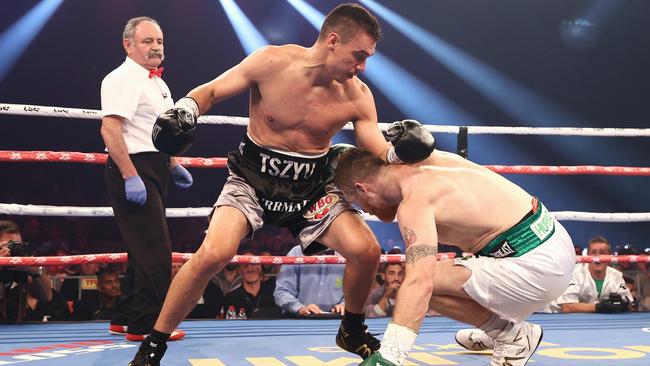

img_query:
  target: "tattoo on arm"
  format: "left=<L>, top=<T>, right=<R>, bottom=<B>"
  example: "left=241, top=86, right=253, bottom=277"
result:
left=405, top=244, right=439, bottom=265
left=402, top=226, right=417, bottom=245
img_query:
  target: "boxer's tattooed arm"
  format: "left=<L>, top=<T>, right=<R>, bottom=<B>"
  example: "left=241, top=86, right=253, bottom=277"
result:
left=402, top=226, right=417, bottom=245
left=402, top=226, right=438, bottom=264
left=405, top=244, right=438, bottom=265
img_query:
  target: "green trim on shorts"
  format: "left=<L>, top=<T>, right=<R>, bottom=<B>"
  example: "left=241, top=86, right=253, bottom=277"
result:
left=478, top=201, right=555, bottom=258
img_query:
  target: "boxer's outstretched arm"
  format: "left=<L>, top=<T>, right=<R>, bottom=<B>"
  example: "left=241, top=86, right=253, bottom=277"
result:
left=187, top=46, right=287, bottom=115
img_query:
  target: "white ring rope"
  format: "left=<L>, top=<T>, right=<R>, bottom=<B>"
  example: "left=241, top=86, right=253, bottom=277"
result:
left=1, top=203, right=649, bottom=222
left=2, top=103, right=650, bottom=137
left=0, top=204, right=210, bottom=218
left=2, top=102, right=648, bottom=223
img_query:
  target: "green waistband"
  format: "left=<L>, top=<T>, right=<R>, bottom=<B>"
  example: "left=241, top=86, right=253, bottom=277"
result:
left=478, top=201, right=555, bottom=258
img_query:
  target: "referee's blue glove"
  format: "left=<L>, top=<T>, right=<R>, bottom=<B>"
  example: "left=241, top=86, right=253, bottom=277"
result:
left=170, top=164, right=193, bottom=189
left=125, top=175, right=147, bottom=205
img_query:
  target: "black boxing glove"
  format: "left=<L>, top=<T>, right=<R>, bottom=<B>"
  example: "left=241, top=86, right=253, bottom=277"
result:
left=383, top=119, right=435, bottom=164
left=152, top=97, right=199, bottom=156
left=595, top=293, right=630, bottom=313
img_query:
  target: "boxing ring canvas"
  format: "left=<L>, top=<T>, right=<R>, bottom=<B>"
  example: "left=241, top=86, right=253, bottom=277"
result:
left=1, top=313, right=649, bottom=365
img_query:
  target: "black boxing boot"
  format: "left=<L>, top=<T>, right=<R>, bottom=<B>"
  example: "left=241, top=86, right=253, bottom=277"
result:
left=335, top=311, right=380, bottom=359
left=128, top=335, right=168, bottom=366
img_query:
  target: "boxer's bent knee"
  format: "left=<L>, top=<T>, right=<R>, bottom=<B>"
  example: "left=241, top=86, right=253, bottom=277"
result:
left=345, top=237, right=380, bottom=265
left=193, top=241, right=238, bottom=275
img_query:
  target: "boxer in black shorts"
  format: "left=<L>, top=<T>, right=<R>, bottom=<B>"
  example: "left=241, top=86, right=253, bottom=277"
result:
left=218, top=134, right=355, bottom=256
left=129, top=4, right=434, bottom=365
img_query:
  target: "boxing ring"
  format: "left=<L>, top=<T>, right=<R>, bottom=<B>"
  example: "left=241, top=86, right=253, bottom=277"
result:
left=1, top=314, right=650, bottom=365
left=2, top=103, right=650, bottom=365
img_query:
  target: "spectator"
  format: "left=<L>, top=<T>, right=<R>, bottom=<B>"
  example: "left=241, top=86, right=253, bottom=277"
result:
left=61, top=261, right=101, bottom=301
left=72, top=267, right=121, bottom=320
left=365, top=263, right=404, bottom=318
left=274, top=245, right=345, bottom=317
left=545, top=237, right=633, bottom=313
left=224, top=252, right=281, bottom=319
left=1, top=220, right=69, bottom=322
left=259, top=250, right=280, bottom=285
left=211, top=262, right=242, bottom=295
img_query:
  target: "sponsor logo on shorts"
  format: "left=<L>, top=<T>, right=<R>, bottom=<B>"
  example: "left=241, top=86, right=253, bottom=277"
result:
left=303, top=193, right=339, bottom=220
left=530, top=206, right=554, bottom=241
left=261, top=198, right=308, bottom=213
left=490, top=240, right=516, bottom=258
left=259, top=153, right=317, bottom=180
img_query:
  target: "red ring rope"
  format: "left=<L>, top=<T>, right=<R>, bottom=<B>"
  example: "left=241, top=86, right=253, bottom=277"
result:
left=2, top=150, right=650, bottom=175
left=0, top=253, right=441, bottom=266
left=0, top=151, right=227, bottom=169
left=1, top=252, right=647, bottom=267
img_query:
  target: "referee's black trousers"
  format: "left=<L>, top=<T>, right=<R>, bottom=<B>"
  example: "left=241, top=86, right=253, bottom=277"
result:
left=105, top=152, right=171, bottom=335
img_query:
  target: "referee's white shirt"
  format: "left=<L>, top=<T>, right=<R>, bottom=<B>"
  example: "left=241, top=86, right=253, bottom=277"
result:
left=101, top=56, right=173, bottom=154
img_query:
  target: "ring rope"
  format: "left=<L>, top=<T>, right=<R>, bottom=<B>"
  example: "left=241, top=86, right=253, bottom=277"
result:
left=2, top=150, right=650, bottom=176
left=0, top=253, right=454, bottom=267
left=2, top=103, right=650, bottom=137
left=0, top=151, right=228, bottom=168
left=1, top=203, right=649, bottom=222
left=0, top=204, right=210, bottom=218
left=0, top=253, right=645, bottom=267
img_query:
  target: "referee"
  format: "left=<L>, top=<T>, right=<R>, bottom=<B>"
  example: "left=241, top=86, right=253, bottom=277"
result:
left=100, top=16, right=191, bottom=341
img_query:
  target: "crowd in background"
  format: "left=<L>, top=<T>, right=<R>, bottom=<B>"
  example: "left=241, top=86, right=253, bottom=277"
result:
left=1, top=216, right=648, bottom=324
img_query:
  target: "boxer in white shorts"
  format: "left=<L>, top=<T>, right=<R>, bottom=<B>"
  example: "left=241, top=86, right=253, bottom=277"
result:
left=334, top=148, right=576, bottom=366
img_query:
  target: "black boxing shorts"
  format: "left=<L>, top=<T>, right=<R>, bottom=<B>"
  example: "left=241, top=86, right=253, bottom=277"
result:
left=214, top=134, right=356, bottom=254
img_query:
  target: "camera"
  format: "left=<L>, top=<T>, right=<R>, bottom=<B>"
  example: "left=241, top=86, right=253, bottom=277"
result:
left=1, top=241, right=36, bottom=284
left=5, top=240, right=35, bottom=257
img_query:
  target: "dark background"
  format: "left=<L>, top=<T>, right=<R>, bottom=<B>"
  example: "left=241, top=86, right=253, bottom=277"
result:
left=1, top=0, right=648, bottom=253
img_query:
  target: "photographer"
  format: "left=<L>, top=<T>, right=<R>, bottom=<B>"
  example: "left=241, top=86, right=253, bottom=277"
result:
left=544, top=237, right=633, bottom=313
left=1, top=220, right=68, bottom=322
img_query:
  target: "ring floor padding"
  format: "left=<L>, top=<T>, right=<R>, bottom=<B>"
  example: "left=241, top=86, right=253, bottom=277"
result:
left=1, top=313, right=649, bottom=365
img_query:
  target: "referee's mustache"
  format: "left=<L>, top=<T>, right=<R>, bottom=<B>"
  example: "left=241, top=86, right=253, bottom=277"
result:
left=147, top=50, right=164, bottom=61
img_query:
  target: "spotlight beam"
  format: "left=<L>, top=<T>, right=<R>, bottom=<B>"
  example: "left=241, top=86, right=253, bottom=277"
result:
left=220, top=0, right=269, bottom=54
left=360, top=0, right=578, bottom=124
left=0, top=0, right=65, bottom=82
